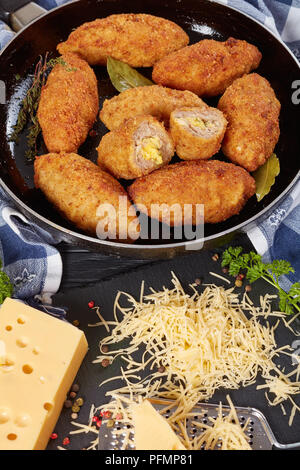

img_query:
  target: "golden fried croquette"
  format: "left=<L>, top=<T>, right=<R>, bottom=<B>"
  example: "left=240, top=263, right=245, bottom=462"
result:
left=218, top=73, right=281, bottom=172
left=152, top=37, right=262, bottom=97
left=100, top=85, right=207, bottom=130
left=37, top=53, right=99, bottom=153
left=34, top=153, right=139, bottom=242
left=57, top=14, right=189, bottom=67
left=169, top=107, right=227, bottom=160
left=97, top=115, right=174, bottom=180
left=128, top=160, right=256, bottom=226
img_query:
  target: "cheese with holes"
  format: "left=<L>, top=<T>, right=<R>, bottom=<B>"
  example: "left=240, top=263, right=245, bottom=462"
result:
left=0, top=298, right=88, bottom=450
left=131, top=400, right=186, bottom=450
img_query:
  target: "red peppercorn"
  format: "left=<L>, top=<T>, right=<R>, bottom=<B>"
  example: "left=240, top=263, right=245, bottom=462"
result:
left=104, top=411, right=111, bottom=418
left=88, top=301, right=95, bottom=308
left=92, top=416, right=99, bottom=423
left=50, top=433, right=58, bottom=440
left=63, top=437, right=70, bottom=446
left=96, top=420, right=102, bottom=428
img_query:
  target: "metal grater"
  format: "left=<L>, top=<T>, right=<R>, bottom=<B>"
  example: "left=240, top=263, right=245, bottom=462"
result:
left=98, top=399, right=300, bottom=450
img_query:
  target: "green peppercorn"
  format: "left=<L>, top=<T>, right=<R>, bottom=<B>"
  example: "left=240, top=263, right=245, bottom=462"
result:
left=75, top=397, right=84, bottom=407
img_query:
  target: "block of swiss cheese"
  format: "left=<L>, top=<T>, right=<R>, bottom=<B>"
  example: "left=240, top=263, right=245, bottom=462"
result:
left=131, top=399, right=186, bottom=450
left=0, top=298, right=88, bottom=450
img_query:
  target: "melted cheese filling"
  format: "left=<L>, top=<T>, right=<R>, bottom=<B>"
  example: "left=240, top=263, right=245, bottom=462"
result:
left=141, top=137, right=163, bottom=165
left=176, top=116, right=216, bottom=133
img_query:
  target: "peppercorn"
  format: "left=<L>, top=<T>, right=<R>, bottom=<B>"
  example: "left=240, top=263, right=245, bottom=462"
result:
left=71, top=413, right=78, bottom=420
left=50, top=433, right=58, bottom=440
left=107, top=419, right=115, bottom=428
left=75, top=397, right=84, bottom=407
left=115, top=413, right=123, bottom=421
left=64, top=400, right=72, bottom=409
left=235, top=279, right=243, bottom=288
left=212, top=253, right=219, bottom=261
left=158, top=365, right=166, bottom=373
left=245, top=285, right=252, bottom=292
left=101, top=345, right=109, bottom=353
left=62, top=437, right=70, bottom=446
left=72, top=405, right=80, bottom=413
left=101, top=358, right=110, bottom=368
left=69, top=391, right=77, bottom=399
left=71, top=383, right=80, bottom=393
left=88, top=301, right=94, bottom=308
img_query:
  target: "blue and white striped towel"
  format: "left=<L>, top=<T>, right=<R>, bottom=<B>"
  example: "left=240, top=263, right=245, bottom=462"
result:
left=0, top=0, right=299, bottom=301
left=0, top=188, right=62, bottom=301
left=0, top=187, right=66, bottom=317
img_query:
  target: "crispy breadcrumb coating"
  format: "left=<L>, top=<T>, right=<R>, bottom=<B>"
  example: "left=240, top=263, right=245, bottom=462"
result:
left=97, top=115, right=174, bottom=179
left=37, top=53, right=99, bottom=153
left=34, top=153, right=139, bottom=242
left=100, top=85, right=207, bottom=130
left=128, top=160, right=256, bottom=226
left=152, top=37, right=262, bottom=97
left=170, top=106, right=227, bottom=160
left=218, top=73, right=281, bottom=171
left=57, top=14, right=189, bottom=67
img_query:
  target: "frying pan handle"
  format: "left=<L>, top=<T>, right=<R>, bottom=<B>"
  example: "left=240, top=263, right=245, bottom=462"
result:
left=0, top=1, right=46, bottom=32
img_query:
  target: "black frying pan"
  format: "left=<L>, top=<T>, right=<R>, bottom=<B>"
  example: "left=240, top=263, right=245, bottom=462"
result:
left=0, top=0, right=299, bottom=258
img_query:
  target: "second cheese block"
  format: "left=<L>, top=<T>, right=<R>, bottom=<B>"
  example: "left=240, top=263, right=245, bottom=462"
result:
left=131, top=400, right=186, bottom=450
left=0, top=298, right=88, bottom=450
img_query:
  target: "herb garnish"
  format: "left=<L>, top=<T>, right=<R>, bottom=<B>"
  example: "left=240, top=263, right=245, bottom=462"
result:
left=9, top=54, right=74, bottom=162
left=222, top=246, right=300, bottom=315
left=0, top=259, right=13, bottom=304
left=253, top=153, right=280, bottom=202
left=107, top=57, right=153, bottom=93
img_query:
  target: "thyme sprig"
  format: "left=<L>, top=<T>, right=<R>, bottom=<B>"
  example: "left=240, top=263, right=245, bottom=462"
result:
left=9, top=55, right=73, bottom=161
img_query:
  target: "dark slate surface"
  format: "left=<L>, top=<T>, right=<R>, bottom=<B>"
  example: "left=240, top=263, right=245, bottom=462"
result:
left=57, top=234, right=253, bottom=290
left=47, top=239, right=300, bottom=450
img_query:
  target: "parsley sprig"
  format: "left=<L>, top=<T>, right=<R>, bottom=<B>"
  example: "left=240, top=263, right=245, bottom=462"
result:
left=0, top=260, right=13, bottom=304
left=222, top=247, right=300, bottom=315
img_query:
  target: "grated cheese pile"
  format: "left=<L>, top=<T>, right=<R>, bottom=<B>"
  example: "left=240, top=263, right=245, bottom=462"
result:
left=70, top=273, right=300, bottom=450
left=193, top=396, right=252, bottom=450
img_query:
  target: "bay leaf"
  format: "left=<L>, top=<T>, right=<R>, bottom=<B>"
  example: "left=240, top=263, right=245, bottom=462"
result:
left=253, top=153, right=280, bottom=202
left=107, top=57, right=153, bottom=93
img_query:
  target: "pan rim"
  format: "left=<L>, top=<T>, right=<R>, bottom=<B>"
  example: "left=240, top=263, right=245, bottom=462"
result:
left=0, top=0, right=299, bottom=251
left=1, top=172, right=299, bottom=251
